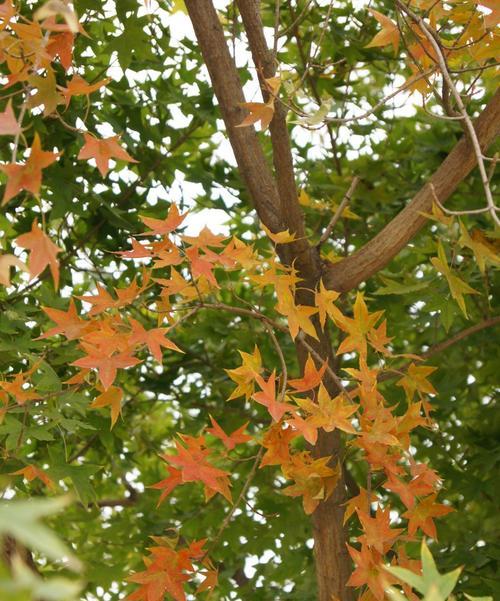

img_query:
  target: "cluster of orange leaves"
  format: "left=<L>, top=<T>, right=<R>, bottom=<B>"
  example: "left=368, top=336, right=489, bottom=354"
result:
left=0, top=2, right=467, bottom=600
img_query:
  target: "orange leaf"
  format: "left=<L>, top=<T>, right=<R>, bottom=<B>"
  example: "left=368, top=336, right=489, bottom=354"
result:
left=366, top=8, right=400, bottom=52
left=16, top=219, right=62, bottom=288
left=90, top=385, right=123, bottom=428
left=236, top=100, right=275, bottom=131
left=10, top=464, right=55, bottom=489
left=59, top=74, right=110, bottom=105
left=0, top=100, right=22, bottom=136
left=207, top=416, right=252, bottom=450
left=78, top=132, right=137, bottom=177
left=140, top=204, right=186, bottom=236
left=0, top=133, right=60, bottom=204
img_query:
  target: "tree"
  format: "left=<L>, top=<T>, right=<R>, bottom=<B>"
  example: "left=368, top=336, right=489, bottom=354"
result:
left=0, top=1, right=498, bottom=600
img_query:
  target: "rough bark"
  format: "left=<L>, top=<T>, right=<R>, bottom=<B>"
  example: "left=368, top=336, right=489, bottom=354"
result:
left=323, top=89, right=500, bottom=292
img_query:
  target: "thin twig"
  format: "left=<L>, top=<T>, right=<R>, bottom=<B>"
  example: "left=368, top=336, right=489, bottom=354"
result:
left=206, top=447, right=264, bottom=556
left=318, top=176, right=360, bottom=247
left=396, top=0, right=499, bottom=227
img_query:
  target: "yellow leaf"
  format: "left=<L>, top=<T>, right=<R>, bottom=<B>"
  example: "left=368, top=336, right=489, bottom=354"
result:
left=366, top=8, right=400, bottom=52
left=261, top=224, right=297, bottom=245
left=459, top=223, right=500, bottom=274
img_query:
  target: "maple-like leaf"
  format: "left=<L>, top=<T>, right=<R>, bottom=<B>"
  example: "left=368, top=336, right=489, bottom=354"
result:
left=260, top=423, right=296, bottom=467
left=0, top=100, right=22, bottom=135
left=206, top=416, right=251, bottom=450
left=128, top=318, right=183, bottom=361
left=336, top=292, right=383, bottom=357
left=47, top=31, right=74, bottom=70
left=252, top=371, right=293, bottom=422
left=10, top=464, right=55, bottom=489
left=72, top=343, right=141, bottom=389
left=282, top=453, right=339, bottom=514
left=236, top=100, right=275, bottom=131
left=402, top=493, right=454, bottom=539
left=288, top=354, right=326, bottom=393
left=347, top=544, right=388, bottom=600
left=77, top=132, right=137, bottom=177
left=0, top=253, right=28, bottom=286
left=0, top=372, right=41, bottom=405
left=59, top=74, right=110, bottom=106
left=286, top=413, right=319, bottom=445
left=356, top=508, right=404, bottom=554
left=315, top=279, right=342, bottom=329
left=150, top=466, right=183, bottom=506
left=0, top=133, right=60, bottom=204
left=226, top=346, right=262, bottom=400
left=296, top=384, right=358, bottom=434
left=397, top=363, right=437, bottom=402
left=366, top=8, right=400, bottom=52
left=431, top=241, right=478, bottom=317
left=15, top=220, right=62, bottom=288
left=459, top=224, right=500, bottom=274
left=140, top=204, right=186, bottom=236
left=27, top=68, right=64, bottom=116
left=261, top=223, right=297, bottom=245
left=164, top=436, right=232, bottom=501
left=90, top=385, right=123, bottom=428
left=39, top=299, right=86, bottom=340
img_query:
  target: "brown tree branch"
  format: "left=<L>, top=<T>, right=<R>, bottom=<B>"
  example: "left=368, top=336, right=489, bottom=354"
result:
left=323, top=89, right=500, bottom=292
left=236, top=0, right=306, bottom=242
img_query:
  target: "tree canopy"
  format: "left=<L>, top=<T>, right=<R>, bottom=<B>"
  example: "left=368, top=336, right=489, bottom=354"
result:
left=0, top=1, right=498, bottom=601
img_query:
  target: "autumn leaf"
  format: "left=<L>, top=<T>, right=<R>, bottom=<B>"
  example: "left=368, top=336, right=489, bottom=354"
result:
left=71, top=343, right=141, bottom=389
left=140, top=204, right=186, bottom=236
left=0, top=371, right=40, bottom=405
left=128, top=317, right=183, bottom=361
left=226, top=345, right=262, bottom=400
left=261, top=223, right=297, bottom=245
left=150, top=466, right=183, bottom=507
left=34, top=0, right=80, bottom=33
left=459, top=224, right=500, bottom=274
left=207, top=416, right=251, bottom=450
left=252, top=371, right=293, bottom=422
left=39, top=299, right=86, bottom=340
left=288, top=354, right=326, bottom=393
left=27, top=67, right=64, bottom=116
left=59, top=74, right=110, bottom=106
left=10, top=464, right=55, bottom=489
left=397, top=363, right=437, bottom=402
left=0, top=253, right=28, bottom=286
left=236, top=100, right=275, bottom=131
left=15, top=219, right=62, bottom=288
left=77, top=132, right=137, bottom=177
left=90, top=385, right=123, bottom=429
left=282, top=453, right=339, bottom=514
left=402, top=494, right=454, bottom=539
left=0, top=133, right=60, bottom=204
left=163, top=435, right=232, bottom=501
left=356, top=508, right=404, bottom=554
left=366, top=8, right=400, bottom=52
left=0, top=100, right=22, bottom=135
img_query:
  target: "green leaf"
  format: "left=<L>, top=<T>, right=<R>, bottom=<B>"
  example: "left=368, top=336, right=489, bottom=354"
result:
left=0, top=497, right=81, bottom=569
